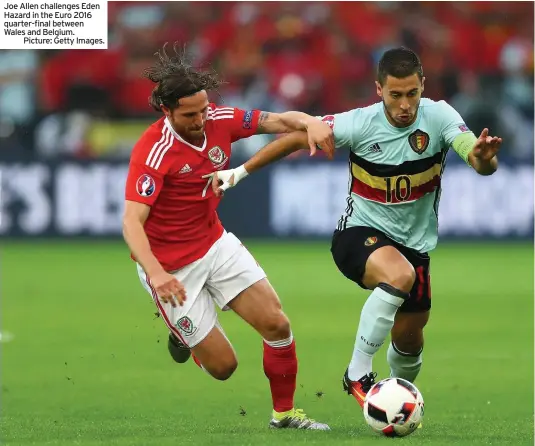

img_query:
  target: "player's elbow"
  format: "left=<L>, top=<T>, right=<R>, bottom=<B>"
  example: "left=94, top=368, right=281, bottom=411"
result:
left=122, top=215, right=142, bottom=242
left=123, top=201, right=150, bottom=235
left=122, top=218, right=132, bottom=242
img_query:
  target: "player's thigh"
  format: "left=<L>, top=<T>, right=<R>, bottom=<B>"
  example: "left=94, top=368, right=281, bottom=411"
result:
left=331, top=226, right=415, bottom=292
left=205, top=232, right=289, bottom=341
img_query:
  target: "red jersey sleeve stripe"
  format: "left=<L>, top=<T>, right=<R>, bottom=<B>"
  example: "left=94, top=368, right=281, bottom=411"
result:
left=146, top=127, right=173, bottom=170
left=145, top=126, right=170, bottom=167
left=207, top=116, right=234, bottom=121
left=153, top=135, right=175, bottom=170
left=209, top=106, right=233, bottom=111
left=208, top=113, right=234, bottom=117
left=208, top=111, right=234, bottom=118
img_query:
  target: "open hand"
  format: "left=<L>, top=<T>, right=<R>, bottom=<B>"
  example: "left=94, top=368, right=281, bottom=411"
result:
left=306, top=119, right=335, bottom=159
left=150, top=270, right=186, bottom=307
left=472, top=128, right=502, bottom=161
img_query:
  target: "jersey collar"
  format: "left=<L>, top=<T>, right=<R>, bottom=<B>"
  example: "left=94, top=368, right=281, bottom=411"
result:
left=380, top=103, right=422, bottom=132
left=164, top=117, right=207, bottom=152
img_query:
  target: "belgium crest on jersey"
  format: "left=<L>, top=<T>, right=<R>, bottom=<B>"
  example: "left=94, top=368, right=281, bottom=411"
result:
left=408, top=130, right=430, bottom=155
left=364, top=236, right=378, bottom=246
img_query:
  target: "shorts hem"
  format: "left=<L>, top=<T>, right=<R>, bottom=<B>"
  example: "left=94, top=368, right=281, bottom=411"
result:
left=186, top=318, right=217, bottom=348
left=220, top=273, right=267, bottom=311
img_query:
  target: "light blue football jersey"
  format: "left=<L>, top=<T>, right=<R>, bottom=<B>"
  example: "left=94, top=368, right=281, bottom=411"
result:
left=323, top=98, right=473, bottom=252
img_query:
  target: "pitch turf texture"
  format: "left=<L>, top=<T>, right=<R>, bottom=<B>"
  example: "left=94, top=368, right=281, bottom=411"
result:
left=1, top=241, right=533, bottom=445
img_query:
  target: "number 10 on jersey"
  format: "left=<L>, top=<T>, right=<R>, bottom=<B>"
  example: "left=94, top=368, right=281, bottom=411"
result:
left=385, top=176, right=412, bottom=203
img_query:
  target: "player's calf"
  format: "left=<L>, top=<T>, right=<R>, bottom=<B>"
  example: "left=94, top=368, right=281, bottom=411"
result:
left=228, top=280, right=301, bottom=414
left=347, top=283, right=409, bottom=381
left=391, top=311, right=428, bottom=355
left=388, top=311, right=429, bottom=382
left=259, top=310, right=296, bottom=412
left=263, top=332, right=297, bottom=412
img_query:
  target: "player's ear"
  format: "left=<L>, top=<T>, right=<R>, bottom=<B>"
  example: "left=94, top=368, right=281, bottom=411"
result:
left=161, top=105, right=171, bottom=118
left=421, top=77, right=425, bottom=93
left=375, top=81, right=382, bottom=99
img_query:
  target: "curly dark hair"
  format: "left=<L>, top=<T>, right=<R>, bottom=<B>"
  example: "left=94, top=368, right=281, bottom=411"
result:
left=377, top=47, right=423, bottom=85
left=143, top=42, right=224, bottom=112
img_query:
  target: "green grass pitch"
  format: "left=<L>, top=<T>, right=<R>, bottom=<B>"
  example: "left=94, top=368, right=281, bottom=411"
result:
left=1, top=241, right=533, bottom=445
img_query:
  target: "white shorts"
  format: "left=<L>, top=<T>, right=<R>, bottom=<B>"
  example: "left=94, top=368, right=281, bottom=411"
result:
left=137, top=232, right=266, bottom=348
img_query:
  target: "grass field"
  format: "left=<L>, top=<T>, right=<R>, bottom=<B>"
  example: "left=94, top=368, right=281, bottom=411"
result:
left=1, top=241, right=533, bottom=445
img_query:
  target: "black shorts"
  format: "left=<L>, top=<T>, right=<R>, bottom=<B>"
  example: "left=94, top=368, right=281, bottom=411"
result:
left=331, top=226, right=431, bottom=313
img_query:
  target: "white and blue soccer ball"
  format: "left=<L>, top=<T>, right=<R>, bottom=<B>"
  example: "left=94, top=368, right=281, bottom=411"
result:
left=363, top=377, right=424, bottom=437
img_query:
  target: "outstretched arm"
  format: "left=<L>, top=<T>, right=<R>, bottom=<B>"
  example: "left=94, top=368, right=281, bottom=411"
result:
left=256, top=111, right=334, bottom=157
left=245, top=131, right=310, bottom=173
left=453, top=128, right=500, bottom=175
left=203, top=131, right=310, bottom=196
left=440, top=101, right=500, bottom=176
left=256, top=111, right=315, bottom=133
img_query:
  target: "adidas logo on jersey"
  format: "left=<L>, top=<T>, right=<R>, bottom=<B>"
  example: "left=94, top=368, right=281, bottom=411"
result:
left=367, top=143, right=382, bottom=153
left=179, top=164, right=192, bottom=174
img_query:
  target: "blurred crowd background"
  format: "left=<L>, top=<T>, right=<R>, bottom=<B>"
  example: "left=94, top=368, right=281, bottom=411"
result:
left=0, top=1, right=533, bottom=162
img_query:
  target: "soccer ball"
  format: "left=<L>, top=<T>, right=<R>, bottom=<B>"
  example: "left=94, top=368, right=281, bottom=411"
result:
left=363, top=377, right=424, bottom=437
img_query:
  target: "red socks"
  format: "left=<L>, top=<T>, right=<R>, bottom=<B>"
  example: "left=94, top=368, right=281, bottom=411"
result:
left=263, top=338, right=297, bottom=412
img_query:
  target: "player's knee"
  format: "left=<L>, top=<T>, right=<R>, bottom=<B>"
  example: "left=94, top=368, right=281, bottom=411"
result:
left=388, top=267, right=416, bottom=293
left=210, top=358, right=238, bottom=381
left=260, top=311, right=291, bottom=341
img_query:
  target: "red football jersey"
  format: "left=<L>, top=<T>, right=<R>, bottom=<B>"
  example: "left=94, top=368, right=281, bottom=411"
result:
left=125, top=104, right=261, bottom=271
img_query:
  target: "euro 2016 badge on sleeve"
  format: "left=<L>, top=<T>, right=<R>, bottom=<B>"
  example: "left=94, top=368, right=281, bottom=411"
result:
left=136, top=174, right=156, bottom=197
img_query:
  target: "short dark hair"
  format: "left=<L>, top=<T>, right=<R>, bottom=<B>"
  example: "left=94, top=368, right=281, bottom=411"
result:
left=377, top=47, right=423, bottom=85
left=143, top=42, right=224, bottom=112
